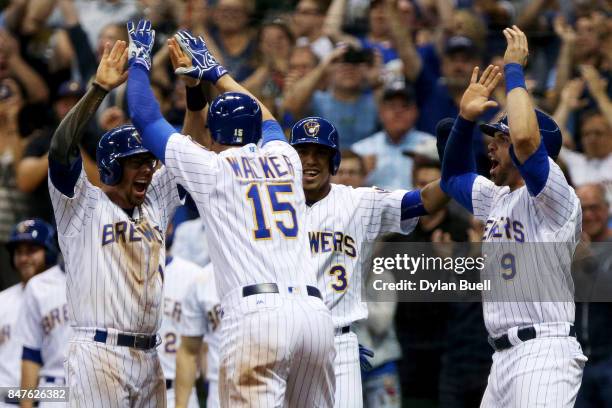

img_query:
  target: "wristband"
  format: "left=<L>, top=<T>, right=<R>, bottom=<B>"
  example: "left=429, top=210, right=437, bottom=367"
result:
left=504, top=63, right=526, bottom=94
left=186, top=83, right=207, bottom=111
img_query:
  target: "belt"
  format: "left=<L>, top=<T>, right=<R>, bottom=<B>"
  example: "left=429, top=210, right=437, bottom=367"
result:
left=335, top=326, right=351, bottom=336
left=166, top=379, right=173, bottom=390
left=3, top=396, right=39, bottom=406
left=94, top=329, right=158, bottom=350
left=489, top=325, right=576, bottom=351
left=43, top=376, right=65, bottom=385
left=242, top=283, right=322, bottom=300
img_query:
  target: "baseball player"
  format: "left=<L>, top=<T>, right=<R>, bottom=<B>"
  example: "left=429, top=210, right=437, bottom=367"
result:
left=175, top=263, right=221, bottom=408
left=158, top=241, right=209, bottom=408
left=48, top=39, right=184, bottom=407
left=126, top=21, right=335, bottom=407
left=440, top=27, right=586, bottom=407
left=0, top=219, right=57, bottom=407
left=17, top=259, right=71, bottom=408
left=288, top=116, right=449, bottom=408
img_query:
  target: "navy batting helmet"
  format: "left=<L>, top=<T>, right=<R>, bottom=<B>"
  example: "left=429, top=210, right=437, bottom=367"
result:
left=480, top=110, right=562, bottom=160
left=290, top=117, right=341, bottom=175
left=6, top=219, right=58, bottom=267
left=97, top=125, right=150, bottom=185
left=208, top=92, right=262, bottom=146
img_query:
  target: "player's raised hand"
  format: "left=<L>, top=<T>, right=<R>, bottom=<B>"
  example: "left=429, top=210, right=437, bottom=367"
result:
left=173, top=30, right=227, bottom=83
left=127, top=19, right=155, bottom=71
left=503, top=25, right=529, bottom=67
left=167, top=37, right=200, bottom=88
left=459, top=65, right=502, bottom=121
left=94, top=40, right=129, bottom=91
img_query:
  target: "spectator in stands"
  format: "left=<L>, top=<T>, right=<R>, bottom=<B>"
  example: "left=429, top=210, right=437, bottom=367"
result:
left=208, top=0, right=257, bottom=82
left=574, top=183, right=612, bottom=408
left=292, top=0, right=334, bottom=59
left=243, top=17, right=294, bottom=116
left=282, top=44, right=380, bottom=146
left=0, top=78, right=30, bottom=287
left=16, top=80, right=86, bottom=223
left=331, top=149, right=367, bottom=188
left=555, top=66, right=612, bottom=207
left=352, top=87, right=434, bottom=190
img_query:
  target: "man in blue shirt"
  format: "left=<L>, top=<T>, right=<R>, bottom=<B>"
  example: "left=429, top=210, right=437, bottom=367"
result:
left=352, top=87, right=434, bottom=190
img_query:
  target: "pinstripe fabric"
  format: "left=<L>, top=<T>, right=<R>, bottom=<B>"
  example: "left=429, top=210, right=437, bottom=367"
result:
left=66, top=338, right=166, bottom=407
left=17, top=266, right=71, bottom=380
left=480, top=336, right=586, bottom=407
left=471, top=157, right=585, bottom=406
left=0, top=284, right=24, bottom=391
left=218, top=289, right=335, bottom=408
left=304, top=184, right=417, bottom=407
left=164, top=134, right=335, bottom=405
left=49, top=163, right=182, bottom=406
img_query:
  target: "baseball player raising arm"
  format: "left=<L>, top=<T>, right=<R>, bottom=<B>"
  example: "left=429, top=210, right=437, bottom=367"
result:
left=288, top=116, right=448, bottom=408
left=125, top=20, right=335, bottom=407
left=48, top=39, right=184, bottom=407
left=0, top=220, right=56, bottom=407
left=440, top=26, right=586, bottom=407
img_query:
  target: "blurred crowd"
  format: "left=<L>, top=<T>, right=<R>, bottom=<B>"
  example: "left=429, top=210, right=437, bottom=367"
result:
left=0, top=0, right=610, bottom=406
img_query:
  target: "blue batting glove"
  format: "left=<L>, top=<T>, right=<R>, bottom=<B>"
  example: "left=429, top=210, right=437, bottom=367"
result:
left=173, top=30, right=227, bottom=83
left=359, top=344, right=374, bottom=372
left=127, top=20, right=155, bottom=71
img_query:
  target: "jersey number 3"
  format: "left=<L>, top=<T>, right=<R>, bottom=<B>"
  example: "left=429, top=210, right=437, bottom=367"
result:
left=247, top=183, right=298, bottom=240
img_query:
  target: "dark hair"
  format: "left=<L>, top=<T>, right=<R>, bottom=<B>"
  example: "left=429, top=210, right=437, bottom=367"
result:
left=342, top=149, right=366, bottom=174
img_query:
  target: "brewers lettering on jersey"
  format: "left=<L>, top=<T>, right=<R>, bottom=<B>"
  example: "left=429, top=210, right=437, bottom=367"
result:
left=0, top=219, right=56, bottom=406
left=48, top=39, right=183, bottom=407
left=440, top=28, right=586, bottom=408
left=289, top=116, right=447, bottom=408
left=17, top=265, right=72, bottom=408
left=126, top=21, right=335, bottom=407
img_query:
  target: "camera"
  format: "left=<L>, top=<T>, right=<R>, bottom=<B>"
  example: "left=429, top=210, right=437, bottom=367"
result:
left=342, top=46, right=373, bottom=64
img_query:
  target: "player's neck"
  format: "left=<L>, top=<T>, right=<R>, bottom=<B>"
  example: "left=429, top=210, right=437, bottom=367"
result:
left=508, top=172, right=525, bottom=191
left=103, top=187, right=136, bottom=213
left=305, top=184, right=332, bottom=205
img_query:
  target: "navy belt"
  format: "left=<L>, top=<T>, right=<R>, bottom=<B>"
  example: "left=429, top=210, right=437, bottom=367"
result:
left=335, top=326, right=351, bottom=336
left=242, top=283, right=322, bottom=300
left=489, top=325, right=576, bottom=351
left=166, top=379, right=173, bottom=389
left=94, top=329, right=158, bottom=350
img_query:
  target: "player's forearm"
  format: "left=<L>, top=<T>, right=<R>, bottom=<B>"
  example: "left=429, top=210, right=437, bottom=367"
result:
left=10, top=57, right=49, bottom=104
left=182, top=83, right=210, bottom=145
left=16, top=155, right=49, bottom=193
left=281, top=63, right=326, bottom=118
left=214, top=75, right=275, bottom=122
left=49, top=83, right=108, bottom=166
left=175, top=344, right=199, bottom=407
left=19, top=360, right=41, bottom=408
left=127, top=65, right=176, bottom=162
left=504, top=64, right=540, bottom=162
left=420, top=180, right=450, bottom=214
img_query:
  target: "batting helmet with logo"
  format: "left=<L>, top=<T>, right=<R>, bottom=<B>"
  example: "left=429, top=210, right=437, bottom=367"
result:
left=97, top=125, right=150, bottom=185
left=208, top=92, right=262, bottom=146
left=480, top=109, right=562, bottom=160
left=6, top=219, right=58, bottom=267
left=290, top=117, right=341, bottom=175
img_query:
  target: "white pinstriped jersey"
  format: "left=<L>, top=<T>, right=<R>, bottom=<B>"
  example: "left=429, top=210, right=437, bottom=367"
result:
left=16, top=266, right=72, bottom=379
left=158, top=256, right=209, bottom=379
left=164, top=135, right=316, bottom=299
left=472, top=157, right=581, bottom=337
left=48, top=166, right=182, bottom=334
left=180, top=263, right=220, bottom=382
left=0, top=283, right=24, bottom=388
left=306, top=184, right=417, bottom=328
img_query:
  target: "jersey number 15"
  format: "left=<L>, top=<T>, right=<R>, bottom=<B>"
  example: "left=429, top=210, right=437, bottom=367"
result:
left=246, top=183, right=298, bottom=240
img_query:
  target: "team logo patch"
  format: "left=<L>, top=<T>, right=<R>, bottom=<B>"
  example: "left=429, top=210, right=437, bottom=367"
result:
left=303, top=120, right=320, bottom=137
